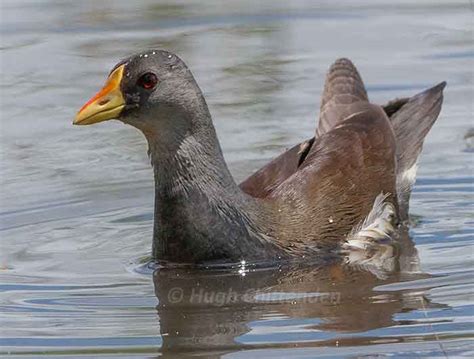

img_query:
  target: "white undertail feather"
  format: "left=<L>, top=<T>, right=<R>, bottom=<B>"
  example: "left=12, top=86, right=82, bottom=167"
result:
left=343, top=193, right=398, bottom=279
left=344, top=192, right=396, bottom=250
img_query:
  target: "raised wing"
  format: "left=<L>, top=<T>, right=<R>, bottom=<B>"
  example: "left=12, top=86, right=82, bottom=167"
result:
left=270, top=104, right=398, bottom=248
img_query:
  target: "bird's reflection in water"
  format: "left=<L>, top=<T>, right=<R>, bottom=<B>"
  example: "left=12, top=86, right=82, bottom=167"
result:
left=153, top=228, right=444, bottom=357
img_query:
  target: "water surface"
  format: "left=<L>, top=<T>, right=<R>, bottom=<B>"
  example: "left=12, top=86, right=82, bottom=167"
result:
left=1, top=0, right=473, bottom=357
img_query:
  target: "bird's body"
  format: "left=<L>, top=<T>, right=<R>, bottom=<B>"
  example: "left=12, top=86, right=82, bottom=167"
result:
left=74, top=50, right=445, bottom=264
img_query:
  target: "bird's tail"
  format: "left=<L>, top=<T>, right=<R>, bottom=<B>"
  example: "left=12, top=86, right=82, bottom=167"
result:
left=388, top=82, right=446, bottom=221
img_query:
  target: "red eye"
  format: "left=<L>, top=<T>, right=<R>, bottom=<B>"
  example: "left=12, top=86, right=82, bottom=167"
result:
left=137, top=72, right=158, bottom=90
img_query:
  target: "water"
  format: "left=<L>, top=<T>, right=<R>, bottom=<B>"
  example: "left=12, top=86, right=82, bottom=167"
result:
left=1, top=0, right=473, bottom=357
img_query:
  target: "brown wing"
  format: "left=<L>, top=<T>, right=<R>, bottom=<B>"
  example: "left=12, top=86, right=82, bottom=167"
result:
left=239, top=59, right=444, bottom=218
left=240, top=58, right=368, bottom=198
left=238, top=100, right=398, bottom=199
left=269, top=104, right=398, bottom=249
left=240, top=58, right=370, bottom=199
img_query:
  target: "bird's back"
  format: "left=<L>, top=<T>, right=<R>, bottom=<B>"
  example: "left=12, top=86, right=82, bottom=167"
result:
left=269, top=102, right=398, bottom=251
left=240, top=58, right=445, bottom=251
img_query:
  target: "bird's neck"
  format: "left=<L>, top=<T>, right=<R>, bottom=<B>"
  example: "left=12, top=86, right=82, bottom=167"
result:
left=146, top=109, right=276, bottom=263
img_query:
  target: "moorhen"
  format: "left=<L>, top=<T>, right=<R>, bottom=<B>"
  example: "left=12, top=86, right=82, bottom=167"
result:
left=74, top=50, right=445, bottom=264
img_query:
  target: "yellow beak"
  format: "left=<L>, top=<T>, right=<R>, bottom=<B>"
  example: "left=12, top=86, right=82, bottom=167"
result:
left=73, top=65, right=126, bottom=125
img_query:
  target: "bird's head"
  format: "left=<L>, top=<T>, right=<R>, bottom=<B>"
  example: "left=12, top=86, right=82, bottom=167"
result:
left=74, top=50, right=207, bottom=140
